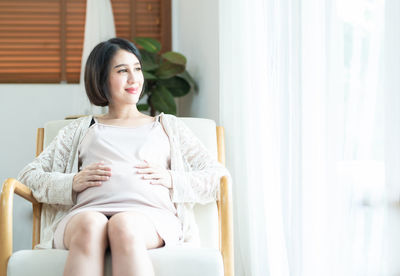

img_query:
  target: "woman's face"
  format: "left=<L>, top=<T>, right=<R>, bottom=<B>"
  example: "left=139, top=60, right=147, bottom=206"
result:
left=107, top=49, right=144, bottom=107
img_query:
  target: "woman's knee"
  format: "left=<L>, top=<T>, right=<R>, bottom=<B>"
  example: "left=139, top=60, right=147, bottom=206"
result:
left=64, top=212, right=108, bottom=252
left=108, top=214, right=143, bottom=243
left=107, top=213, right=152, bottom=251
left=107, top=212, right=163, bottom=251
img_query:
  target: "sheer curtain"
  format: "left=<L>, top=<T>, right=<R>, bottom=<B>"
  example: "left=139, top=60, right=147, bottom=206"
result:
left=220, top=0, right=289, bottom=275
left=74, top=0, right=116, bottom=115
left=219, top=0, right=400, bottom=275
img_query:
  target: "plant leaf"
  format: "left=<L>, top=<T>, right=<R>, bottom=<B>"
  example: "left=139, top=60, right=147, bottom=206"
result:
left=161, top=52, right=187, bottom=66
left=140, top=50, right=159, bottom=71
left=151, top=86, right=177, bottom=114
left=158, top=76, right=191, bottom=97
left=177, top=70, right=198, bottom=92
left=137, top=104, right=149, bottom=111
left=143, top=71, right=157, bottom=80
left=155, top=60, right=185, bottom=79
left=135, top=37, right=161, bottom=53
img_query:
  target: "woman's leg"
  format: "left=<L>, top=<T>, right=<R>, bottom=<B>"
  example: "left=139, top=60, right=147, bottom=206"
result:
left=63, top=211, right=109, bottom=276
left=107, top=211, right=164, bottom=276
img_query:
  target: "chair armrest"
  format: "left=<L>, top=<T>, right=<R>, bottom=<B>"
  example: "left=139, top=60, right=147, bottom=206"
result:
left=218, top=176, right=234, bottom=276
left=216, top=126, right=234, bottom=276
left=0, top=178, right=42, bottom=276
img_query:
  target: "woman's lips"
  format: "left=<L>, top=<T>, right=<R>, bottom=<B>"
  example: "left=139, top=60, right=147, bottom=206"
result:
left=125, top=88, right=139, bottom=94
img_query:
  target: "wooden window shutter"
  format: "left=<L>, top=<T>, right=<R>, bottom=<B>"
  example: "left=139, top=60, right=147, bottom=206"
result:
left=0, top=0, right=171, bottom=84
left=0, top=0, right=62, bottom=83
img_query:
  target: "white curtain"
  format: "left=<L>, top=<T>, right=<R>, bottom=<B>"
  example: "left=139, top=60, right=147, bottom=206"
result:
left=219, top=0, right=400, bottom=275
left=220, top=0, right=289, bottom=275
left=74, top=0, right=116, bottom=115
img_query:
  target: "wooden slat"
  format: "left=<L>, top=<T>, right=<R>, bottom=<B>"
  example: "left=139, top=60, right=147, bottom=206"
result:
left=0, top=51, right=59, bottom=56
left=0, top=56, right=59, bottom=61
left=0, top=76, right=60, bottom=83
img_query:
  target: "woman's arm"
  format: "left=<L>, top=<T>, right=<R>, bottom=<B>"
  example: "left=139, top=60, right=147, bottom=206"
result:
left=169, top=118, right=231, bottom=204
left=17, top=121, right=78, bottom=205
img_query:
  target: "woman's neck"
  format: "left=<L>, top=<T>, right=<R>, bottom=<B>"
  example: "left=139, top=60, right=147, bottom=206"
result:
left=105, top=105, right=143, bottom=120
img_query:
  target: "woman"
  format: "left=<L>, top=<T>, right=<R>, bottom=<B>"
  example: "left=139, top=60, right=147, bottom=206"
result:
left=17, top=38, right=229, bottom=276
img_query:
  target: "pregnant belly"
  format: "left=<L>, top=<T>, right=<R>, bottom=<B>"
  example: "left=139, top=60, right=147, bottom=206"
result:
left=75, top=164, right=172, bottom=210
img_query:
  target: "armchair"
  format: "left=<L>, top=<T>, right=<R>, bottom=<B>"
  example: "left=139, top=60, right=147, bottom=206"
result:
left=0, top=117, right=233, bottom=276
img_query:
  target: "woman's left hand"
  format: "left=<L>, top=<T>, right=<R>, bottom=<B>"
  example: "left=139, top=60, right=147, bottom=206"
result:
left=135, top=160, right=172, bottom=189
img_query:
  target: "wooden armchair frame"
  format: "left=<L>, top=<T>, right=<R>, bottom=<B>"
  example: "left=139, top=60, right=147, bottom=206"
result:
left=0, top=125, right=233, bottom=276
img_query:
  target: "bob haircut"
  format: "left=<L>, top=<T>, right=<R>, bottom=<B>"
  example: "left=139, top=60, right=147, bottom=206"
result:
left=84, top=37, right=143, bottom=106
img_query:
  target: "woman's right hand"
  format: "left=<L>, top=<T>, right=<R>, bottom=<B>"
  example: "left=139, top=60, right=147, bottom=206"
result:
left=72, top=161, right=112, bottom=193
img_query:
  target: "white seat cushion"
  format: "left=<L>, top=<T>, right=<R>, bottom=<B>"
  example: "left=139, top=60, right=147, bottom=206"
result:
left=8, top=247, right=223, bottom=276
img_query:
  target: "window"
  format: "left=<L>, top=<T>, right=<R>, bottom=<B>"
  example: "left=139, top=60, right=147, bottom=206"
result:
left=0, top=0, right=171, bottom=83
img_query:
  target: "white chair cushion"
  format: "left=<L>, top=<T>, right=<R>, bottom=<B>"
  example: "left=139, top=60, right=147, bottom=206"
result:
left=8, top=247, right=223, bottom=276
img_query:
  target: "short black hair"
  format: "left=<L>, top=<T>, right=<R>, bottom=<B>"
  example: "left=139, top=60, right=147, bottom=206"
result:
left=84, top=37, right=143, bottom=106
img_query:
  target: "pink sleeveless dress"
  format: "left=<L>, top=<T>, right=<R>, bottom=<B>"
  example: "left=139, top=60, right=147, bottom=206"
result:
left=53, top=116, right=183, bottom=249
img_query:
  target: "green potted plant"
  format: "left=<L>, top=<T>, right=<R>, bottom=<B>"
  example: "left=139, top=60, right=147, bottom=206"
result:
left=134, top=37, right=197, bottom=116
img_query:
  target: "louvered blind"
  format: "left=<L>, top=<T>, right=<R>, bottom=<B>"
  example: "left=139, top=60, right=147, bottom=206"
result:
left=0, top=0, right=171, bottom=83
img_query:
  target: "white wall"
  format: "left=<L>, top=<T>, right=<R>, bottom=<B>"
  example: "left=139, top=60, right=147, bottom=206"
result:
left=0, top=84, right=82, bottom=251
left=172, top=0, right=220, bottom=123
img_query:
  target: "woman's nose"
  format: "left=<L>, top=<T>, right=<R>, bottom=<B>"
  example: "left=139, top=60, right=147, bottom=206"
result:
left=127, top=72, right=135, bottom=84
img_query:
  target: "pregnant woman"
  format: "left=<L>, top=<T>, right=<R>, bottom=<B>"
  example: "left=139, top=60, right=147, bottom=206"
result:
left=17, top=38, right=229, bottom=276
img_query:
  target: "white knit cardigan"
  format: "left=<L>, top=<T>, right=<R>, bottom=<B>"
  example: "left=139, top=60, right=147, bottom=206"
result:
left=17, top=113, right=230, bottom=249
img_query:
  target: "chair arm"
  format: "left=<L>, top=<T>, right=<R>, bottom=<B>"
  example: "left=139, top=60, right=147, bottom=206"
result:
left=0, top=178, right=42, bottom=276
left=218, top=176, right=234, bottom=276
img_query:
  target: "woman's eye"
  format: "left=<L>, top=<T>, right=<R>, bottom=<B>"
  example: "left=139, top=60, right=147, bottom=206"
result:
left=135, top=67, right=142, bottom=71
left=118, top=69, right=128, bottom=73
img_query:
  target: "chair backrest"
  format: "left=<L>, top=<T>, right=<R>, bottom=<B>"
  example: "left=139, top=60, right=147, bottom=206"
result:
left=43, top=117, right=220, bottom=249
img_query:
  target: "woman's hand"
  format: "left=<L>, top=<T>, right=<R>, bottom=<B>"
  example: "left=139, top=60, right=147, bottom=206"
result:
left=73, top=161, right=112, bottom=193
left=135, top=160, right=172, bottom=189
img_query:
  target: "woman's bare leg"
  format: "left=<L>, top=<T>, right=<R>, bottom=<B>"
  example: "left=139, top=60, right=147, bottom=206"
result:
left=63, top=211, right=109, bottom=276
left=108, top=211, right=164, bottom=276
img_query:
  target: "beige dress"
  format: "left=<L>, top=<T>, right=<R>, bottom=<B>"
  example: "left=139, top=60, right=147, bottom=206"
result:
left=53, top=116, right=183, bottom=249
